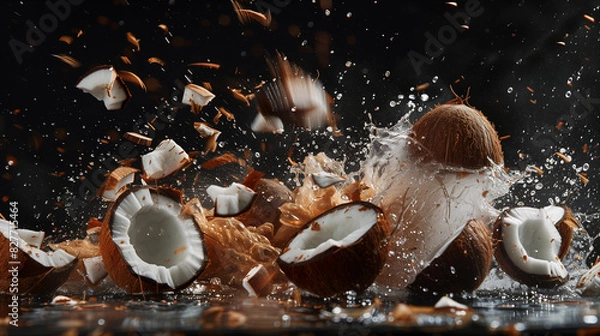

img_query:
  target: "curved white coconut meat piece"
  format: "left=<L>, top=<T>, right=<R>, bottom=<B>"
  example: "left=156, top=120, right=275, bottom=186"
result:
left=110, top=188, right=206, bottom=289
left=251, top=113, right=284, bottom=134
left=206, top=182, right=256, bottom=216
left=311, top=172, right=346, bottom=188
left=279, top=204, right=378, bottom=264
left=182, top=84, right=215, bottom=113
left=141, top=139, right=191, bottom=180
left=83, top=256, right=108, bottom=285
left=0, top=219, right=76, bottom=268
left=98, top=167, right=138, bottom=201
left=194, top=122, right=222, bottom=153
left=76, top=66, right=131, bottom=110
left=501, top=206, right=568, bottom=279
left=577, top=262, right=600, bottom=296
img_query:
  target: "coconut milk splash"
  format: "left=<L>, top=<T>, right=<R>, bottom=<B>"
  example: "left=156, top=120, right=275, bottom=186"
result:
left=360, top=114, right=512, bottom=290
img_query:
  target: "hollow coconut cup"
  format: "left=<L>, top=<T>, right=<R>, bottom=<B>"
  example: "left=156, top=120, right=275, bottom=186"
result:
left=492, top=205, right=579, bottom=288
left=100, top=186, right=208, bottom=293
left=278, top=201, right=390, bottom=298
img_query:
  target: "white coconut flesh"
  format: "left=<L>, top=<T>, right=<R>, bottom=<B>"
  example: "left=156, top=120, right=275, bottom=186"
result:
left=501, top=206, right=568, bottom=278
left=206, top=183, right=256, bottom=216
left=111, top=188, right=205, bottom=289
left=141, top=139, right=190, bottom=180
left=0, top=219, right=76, bottom=268
left=311, top=172, right=346, bottom=188
left=577, top=262, right=600, bottom=296
left=83, top=256, right=108, bottom=285
left=279, top=204, right=377, bottom=264
left=251, top=113, right=285, bottom=134
left=182, top=84, right=215, bottom=108
left=76, top=66, right=129, bottom=110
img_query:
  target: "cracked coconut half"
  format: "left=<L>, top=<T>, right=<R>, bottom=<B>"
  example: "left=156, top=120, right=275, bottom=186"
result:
left=493, top=205, right=579, bottom=288
left=100, top=187, right=207, bottom=293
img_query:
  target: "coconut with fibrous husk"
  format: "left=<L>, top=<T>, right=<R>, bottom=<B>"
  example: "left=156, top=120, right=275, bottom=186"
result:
left=0, top=219, right=78, bottom=294
left=492, top=205, right=579, bottom=288
left=97, top=166, right=139, bottom=201
left=410, top=102, right=504, bottom=169
left=278, top=201, right=390, bottom=297
left=409, top=218, right=493, bottom=295
left=76, top=65, right=131, bottom=110
left=141, top=139, right=192, bottom=181
left=100, top=186, right=207, bottom=293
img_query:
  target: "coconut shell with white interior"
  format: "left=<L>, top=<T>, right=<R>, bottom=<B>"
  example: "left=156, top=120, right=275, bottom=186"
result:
left=0, top=220, right=78, bottom=294
left=492, top=205, right=578, bottom=288
left=278, top=201, right=390, bottom=297
left=409, top=218, right=493, bottom=295
left=410, top=103, right=503, bottom=169
left=100, top=186, right=207, bottom=293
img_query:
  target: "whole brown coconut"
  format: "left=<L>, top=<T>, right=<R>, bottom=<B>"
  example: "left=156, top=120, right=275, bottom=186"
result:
left=409, top=219, right=493, bottom=295
left=411, top=103, right=503, bottom=169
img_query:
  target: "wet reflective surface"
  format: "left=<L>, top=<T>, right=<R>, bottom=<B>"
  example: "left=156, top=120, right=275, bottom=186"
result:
left=3, top=0, right=600, bottom=335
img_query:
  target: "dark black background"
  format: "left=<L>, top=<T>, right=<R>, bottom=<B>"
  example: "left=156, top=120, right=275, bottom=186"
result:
left=1, top=0, right=600, bottom=262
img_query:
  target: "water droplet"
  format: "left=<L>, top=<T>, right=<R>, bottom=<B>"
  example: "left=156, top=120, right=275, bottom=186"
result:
left=507, top=87, right=513, bottom=94
left=420, top=93, right=429, bottom=102
left=389, top=101, right=397, bottom=107
left=346, top=12, right=352, bottom=18
left=565, top=91, right=572, bottom=98
left=583, top=163, right=590, bottom=171
left=535, top=182, right=543, bottom=190
left=432, top=76, right=439, bottom=83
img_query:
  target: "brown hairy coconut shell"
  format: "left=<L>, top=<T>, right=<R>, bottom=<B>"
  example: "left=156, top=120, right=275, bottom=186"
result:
left=409, top=219, right=493, bottom=295
left=411, top=103, right=503, bottom=169
left=236, top=174, right=294, bottom=230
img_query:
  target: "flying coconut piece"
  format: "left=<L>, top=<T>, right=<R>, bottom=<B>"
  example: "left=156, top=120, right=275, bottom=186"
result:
left=76, top=65, right=131, bottom=110
left=242, top=264, right=277, bottom=297
left=311, top=172, right=346, bottom=188
left=492, top=205, right=579, bottom=288
left=194, top=122, right=221, bottom=153
left=0, top=219, right=77, bottom=294
left=141, top=139, right=192, bottom=181
left=50, top=231, right=108, bottom=287
left=206, top=182, right=257, bottom=217
left=278, top=201, right=390, bottom=297
left=253, top=53, right=332, bottom=132
left=251, top=113, right=285, bottom=134
left=182, top=83, right=215, bottom=113
left=577, top=261, right=600, bottom=296
left=100, top=187, right=207, bottom=293
left=97, top=166, right=139, bottom=201
left=410, top=103, right=503, bottom=169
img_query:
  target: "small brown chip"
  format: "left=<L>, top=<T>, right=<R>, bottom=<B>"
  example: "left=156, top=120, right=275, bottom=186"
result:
left=148, top=57, right=166, bottom=67
left=584, top=14, right=595, bottom=23
left=415, top=83, right=430, bottom=91
left=123, top=132, right=152, bottom=146
left=555, top=152, right=571, bottom=163
left=188, top=62, right=221, bottom=69
left=126, top=32, right=140, bottom=51
left=51, top=54, right=81, bottom=68
left=118, top=71, right=147, bottom=92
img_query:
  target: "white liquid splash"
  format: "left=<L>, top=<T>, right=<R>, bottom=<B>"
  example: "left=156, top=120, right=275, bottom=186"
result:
left=360, top=115, right=512, bottom=289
